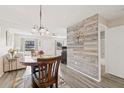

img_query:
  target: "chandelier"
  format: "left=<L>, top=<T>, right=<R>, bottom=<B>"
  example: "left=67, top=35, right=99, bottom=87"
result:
left=32, top=5, right=50, bottom=36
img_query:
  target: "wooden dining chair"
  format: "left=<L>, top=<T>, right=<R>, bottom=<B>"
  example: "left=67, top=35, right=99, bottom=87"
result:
left=31, top=50, right=45, bottom=77
left=32, top=56, right=61, bottom=88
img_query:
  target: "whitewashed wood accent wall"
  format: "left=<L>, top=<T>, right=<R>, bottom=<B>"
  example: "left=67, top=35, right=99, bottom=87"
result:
left=67, top=14, right=100, bottom=81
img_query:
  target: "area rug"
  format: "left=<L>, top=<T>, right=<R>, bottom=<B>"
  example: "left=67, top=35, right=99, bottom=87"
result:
left=12, top=75, right=70, bottom=88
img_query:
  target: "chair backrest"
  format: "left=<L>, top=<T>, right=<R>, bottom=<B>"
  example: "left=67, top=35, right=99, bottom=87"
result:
left=36, top=56, right=61, bottom=83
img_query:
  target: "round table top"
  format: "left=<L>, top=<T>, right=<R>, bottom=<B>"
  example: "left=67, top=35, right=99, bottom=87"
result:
left=20, top=55, right=59, bottom=66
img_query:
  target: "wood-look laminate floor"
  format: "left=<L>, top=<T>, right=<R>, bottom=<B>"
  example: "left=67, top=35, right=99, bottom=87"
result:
left=60, top=64, right=124, bottom=88
left=0, top=66, right=70, bottom=88
left=0, top=64, right=124, bottom=88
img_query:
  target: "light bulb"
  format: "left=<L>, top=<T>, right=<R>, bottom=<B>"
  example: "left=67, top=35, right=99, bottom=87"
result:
left=46, top=31, right=50, bottom=34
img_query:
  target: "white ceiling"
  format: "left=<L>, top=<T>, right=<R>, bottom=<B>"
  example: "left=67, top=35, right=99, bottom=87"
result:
left=0, top=5, right=124, bottom=36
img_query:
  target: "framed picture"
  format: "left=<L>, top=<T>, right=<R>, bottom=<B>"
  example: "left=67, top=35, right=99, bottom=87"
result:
left=56, top=41, right=62, bottom=50
left=6, top=30, right=13, bottom=46
left=25, top=41, right=35, bottom=51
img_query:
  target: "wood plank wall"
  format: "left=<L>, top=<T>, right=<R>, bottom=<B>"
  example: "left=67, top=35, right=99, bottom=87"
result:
left=67, top=14, right=100, bottom=81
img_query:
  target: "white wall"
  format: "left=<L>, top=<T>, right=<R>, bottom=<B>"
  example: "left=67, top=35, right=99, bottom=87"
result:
left=99, top=24, right=107, bottom=66
left=0, top=26, right=11, bottom=77
left=39, top=37, right=56, bottom=55
left=0, top=27, right=15, bottom=56
left=106, top=25, right=124, bottom=78
left=0, top=27, right=8, bottom=56
left=14, top=33, right=56, bottom=56
left=0, top=18, right=30, bottom=56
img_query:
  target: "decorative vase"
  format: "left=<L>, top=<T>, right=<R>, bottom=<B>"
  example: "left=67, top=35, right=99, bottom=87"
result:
left=10, top=52, right=14, bottom=58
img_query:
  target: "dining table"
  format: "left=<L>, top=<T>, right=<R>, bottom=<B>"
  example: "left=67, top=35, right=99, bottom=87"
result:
left=20, top=55, right=60, bottom=87
left=20, top=55, right=59, bottom=66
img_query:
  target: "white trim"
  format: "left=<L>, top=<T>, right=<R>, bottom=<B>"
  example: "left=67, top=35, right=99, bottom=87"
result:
left=98, top=15, right=101, bottom=82
left=67, top=65, right=101, bottom=82
left=99, top=23, right=108, bottom=74
left=0, top=72, right=4, bottom=77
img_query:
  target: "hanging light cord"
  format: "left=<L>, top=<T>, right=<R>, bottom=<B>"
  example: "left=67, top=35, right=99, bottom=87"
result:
left=39, top=5, right=42, bottom=28
left=32, top=5, right=50, bottom=35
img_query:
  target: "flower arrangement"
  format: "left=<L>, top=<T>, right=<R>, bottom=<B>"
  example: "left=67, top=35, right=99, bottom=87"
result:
left=8, top=48, right=16, bottom=58
left=38, top=50, right=44, bottom=56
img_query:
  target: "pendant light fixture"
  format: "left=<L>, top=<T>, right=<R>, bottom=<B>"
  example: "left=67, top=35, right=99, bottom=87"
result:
left=32, top=5, right=50, bottom=36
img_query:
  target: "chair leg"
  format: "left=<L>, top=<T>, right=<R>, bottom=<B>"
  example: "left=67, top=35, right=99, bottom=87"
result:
left=32, top=76, right=38, bottom=88
left=50, top=84, right=53, bottom=88
left=55, top=82, right=58, bottom=88
left=32, top=81, right=38, bottom=88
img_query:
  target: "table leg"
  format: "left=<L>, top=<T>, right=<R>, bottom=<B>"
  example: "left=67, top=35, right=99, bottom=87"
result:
left=31, top=66, right=38, bottom=88
left=31, top=66, right=34, bottom=87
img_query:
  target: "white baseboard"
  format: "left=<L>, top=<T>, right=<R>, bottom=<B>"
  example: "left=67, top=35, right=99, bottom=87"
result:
left=0, top=72, right=4, bottom=77
left=67, top=65, right=101, bottom=82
